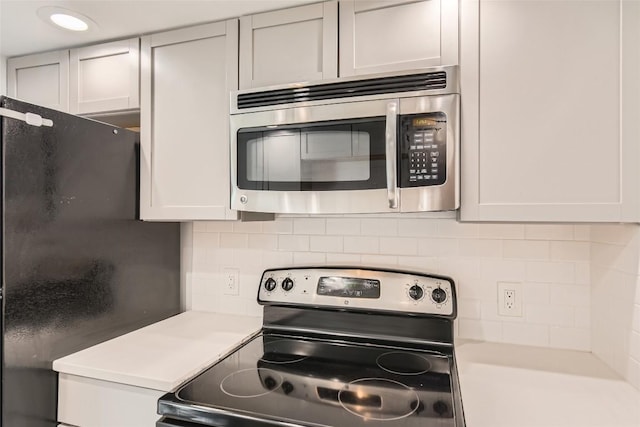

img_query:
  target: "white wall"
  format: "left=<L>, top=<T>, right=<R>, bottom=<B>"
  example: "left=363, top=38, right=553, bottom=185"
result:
left=186, top=216, right=592, bottom=351
left=1, top=55, right=6, bottom=95
left=591, top=224, right=640, bottom=390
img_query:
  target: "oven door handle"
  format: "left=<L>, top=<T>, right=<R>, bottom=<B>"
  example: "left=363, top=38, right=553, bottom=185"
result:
left=385, top=100, right=399, bottom=209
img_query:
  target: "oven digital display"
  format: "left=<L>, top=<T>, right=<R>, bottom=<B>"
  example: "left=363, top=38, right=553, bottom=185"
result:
left=317, top=276, right=381, bottom=299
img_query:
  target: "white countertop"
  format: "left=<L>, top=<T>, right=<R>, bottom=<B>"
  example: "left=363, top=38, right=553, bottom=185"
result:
left=53, top=311, right=262, bottom=392
left=456, top=340, right=640, bottom=427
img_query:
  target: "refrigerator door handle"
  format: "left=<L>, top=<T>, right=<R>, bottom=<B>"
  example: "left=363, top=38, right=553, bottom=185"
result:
left=0, top=107, right=54, bottom=127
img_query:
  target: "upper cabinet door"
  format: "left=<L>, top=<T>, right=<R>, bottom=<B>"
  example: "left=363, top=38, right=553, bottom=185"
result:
left=69, top=38, right=140, bottom=115
left=339, top=0, right=458, bottom=77
left=239, top=1, right=338, bottom=89
left=7, top=50, right=69, bottom=112
left=140, top=21, right=239, bottom=221
left=460, top=0, right=640, bottom=222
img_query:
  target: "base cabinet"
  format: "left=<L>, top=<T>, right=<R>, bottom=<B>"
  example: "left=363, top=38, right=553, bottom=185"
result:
left=57, top=374, right=164, bottom=427
left=140, top=21, right=238, bottom=221
left=460, top=0, right=640, bottom=222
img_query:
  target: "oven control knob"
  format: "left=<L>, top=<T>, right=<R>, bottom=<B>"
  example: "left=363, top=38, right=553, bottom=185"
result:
left=431, top=287, right=447, bottom=304
left=282, top=277, right=294, bottom=292
left=408, top=284, right=424, bottom=301
left=264, top=278, right=277, bottom=292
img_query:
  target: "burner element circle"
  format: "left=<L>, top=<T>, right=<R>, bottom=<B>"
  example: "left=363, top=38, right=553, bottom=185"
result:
left=338, top=378, right=420, bottom=421
left=376, top=351, right=432, bottom=375
left=220, top=368, right=283, bottom=398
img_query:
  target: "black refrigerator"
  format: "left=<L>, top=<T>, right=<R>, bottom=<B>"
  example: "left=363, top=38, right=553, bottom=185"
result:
left=0, top=97, right=181, bottom=427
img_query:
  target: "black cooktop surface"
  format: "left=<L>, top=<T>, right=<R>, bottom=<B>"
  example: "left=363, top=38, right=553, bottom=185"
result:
left=165, top=333, right=458, bottom=427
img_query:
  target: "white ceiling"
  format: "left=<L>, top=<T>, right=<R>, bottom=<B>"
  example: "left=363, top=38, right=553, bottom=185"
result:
left=0, top=0, right=317, bottom=58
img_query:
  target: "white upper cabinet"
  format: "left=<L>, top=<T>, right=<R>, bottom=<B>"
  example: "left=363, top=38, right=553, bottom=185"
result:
left=339, top=0, right=458, bottom=77
left=140, top=21, right=239, bottom=221
left=239, top=1, right=338, bottom=89
left=460, top=0, right=640, bottom=222
left=69, top=38, right=140, bottom=115
left=7, top=50, right=69, bottom=111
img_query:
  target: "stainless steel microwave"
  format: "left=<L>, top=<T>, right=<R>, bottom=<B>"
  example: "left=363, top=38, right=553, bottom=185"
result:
left=230, top=66, right=459, bottom=214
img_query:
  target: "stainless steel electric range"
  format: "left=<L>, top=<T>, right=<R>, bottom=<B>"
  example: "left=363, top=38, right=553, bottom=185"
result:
left=157, top=267, right=465, bottom=427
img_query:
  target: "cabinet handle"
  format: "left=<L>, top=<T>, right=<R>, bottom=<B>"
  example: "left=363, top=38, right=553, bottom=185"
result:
left=386, top=101, right=399, bottom=209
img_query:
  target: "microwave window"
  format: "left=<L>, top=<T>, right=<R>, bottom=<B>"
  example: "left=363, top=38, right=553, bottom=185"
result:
left=237, top=118, right=386, bottom=191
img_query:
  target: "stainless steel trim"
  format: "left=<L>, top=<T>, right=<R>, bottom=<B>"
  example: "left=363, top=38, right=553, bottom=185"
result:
left=385, top=100, right=398, bottom=209
left=230, top=65, right=459, bottom=114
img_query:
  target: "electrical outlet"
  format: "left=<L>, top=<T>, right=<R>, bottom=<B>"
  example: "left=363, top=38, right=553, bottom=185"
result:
left=223, top=268, right=239, bottom=295
left=497, top=282, right=522, bottom=317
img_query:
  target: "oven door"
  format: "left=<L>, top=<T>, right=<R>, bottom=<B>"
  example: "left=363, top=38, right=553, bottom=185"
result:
left=231, top=98, right=400, bottom=214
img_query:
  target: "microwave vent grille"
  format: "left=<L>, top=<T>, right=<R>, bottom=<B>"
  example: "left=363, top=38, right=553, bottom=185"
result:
left=236, top=71, right=447, bottom=109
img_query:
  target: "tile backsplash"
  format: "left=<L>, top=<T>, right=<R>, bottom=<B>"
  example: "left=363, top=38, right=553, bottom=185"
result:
left=590, top=224, right=640, bottom=390
left=186, top=216, right=592, bottom=352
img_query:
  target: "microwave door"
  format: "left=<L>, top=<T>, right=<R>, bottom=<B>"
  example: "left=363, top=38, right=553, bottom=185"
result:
left=231, top=99, right=401, bottom=214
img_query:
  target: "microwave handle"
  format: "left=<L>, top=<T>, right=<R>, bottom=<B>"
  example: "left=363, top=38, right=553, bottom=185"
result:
left=385, top=101, right=399, bottom=209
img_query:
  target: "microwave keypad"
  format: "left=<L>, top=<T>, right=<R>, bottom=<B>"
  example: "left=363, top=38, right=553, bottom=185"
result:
left=400, top=113, right=447, bottom=187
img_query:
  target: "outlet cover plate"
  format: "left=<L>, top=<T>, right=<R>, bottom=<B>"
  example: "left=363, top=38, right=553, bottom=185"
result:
left=223, top=268, right=240, bottom=296
left=497, top=281, right=522, bottom=317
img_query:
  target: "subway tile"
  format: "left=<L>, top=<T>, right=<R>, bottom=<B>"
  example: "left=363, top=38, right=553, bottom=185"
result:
left=248, top=234, right=278, bottom=250
left=458, top=319, right=502, bottom=342
left=502, top=322, right=549, bottom=347
left=627, top=358, right=640, bottom=391
left=549, top=284, right=590, bottom=307
left=262, top=219, right=293, bottom=234
left=361, top=254, right=398, bottom=267
left=344, top=236, right=379, bottom=254
left=590, top=224, right=638, bottom=245
left=630, top=332, right=640, bottom=360
left=524, top=224, right=574, bottom=241
left=526, top=261, right=574, bottom=284
left=398, top=219, right=437, bottom=237
left=435, top=219, right=479, bottom=239
left=326, top=218, right=360, bottom=235
left=293, top=252, right=326, bottom=265
left=480, top=300, right=522, bottom=322
left=379, top=237, right=418, bottom=256
left=503, top=240, right=549, bottom=260
left=232, top=221, right=262, bottom=233
left=205, top=221, right=234, bottom=232
left=326, top=253, right=361, bottom=264
left=550, top=241, right=590, bottom=261
left=262, top=251, right=293, bottom=268
left=310, top=236, right=343, bottom=253
left=574, top=262, right=590, bottom=285
left=574, top=306, right=591, bottom=329
left=193, top=232, right=219, bottom=252
left=458, top=299, right=482, bottom=319
left=293, top=218, right=326, bottom=235
left=480, top=259, right=526, bottom=282
left=417, top=238, right=458, bottom=257
left=398, top=256, right=439, bottom=272
left=525, top=304, right=574, bottom=327
left=550, top=327, right=591, bottom=351
left=572, top=225, right=591, bottom=241
left=458, top=239, right=502, bottom=258
left=361, top=219, right=398, bottom=236
left=457, top=279, right=495, bottom=301
left=478, top=223, right=525, bottom=240
left=193, top=221, right=208, bottom=232
left=523, top=282, right=550, bottom=305
left=278, top=235, right=309, bottom=252
left=220, top=233, right=248, bottom=249
left=210, top=248, right=234, bottom=266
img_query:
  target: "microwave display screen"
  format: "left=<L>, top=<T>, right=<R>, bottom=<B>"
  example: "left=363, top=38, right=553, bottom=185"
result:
left=237, top=118, right=387, bottom=191
left=317, top=276, right=381, bottom=299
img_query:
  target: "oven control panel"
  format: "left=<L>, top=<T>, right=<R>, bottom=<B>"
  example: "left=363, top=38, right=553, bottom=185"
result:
left=399, top=112, right=447, bottom=187
left=258, top=267, right=456, bottom=318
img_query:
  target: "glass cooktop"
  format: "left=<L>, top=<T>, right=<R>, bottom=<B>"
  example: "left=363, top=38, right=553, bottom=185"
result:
left=167, top=333, right=457, bottom=427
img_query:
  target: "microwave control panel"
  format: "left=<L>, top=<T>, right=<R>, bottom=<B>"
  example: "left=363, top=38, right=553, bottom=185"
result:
left=399, top=112, right=447, bottom=187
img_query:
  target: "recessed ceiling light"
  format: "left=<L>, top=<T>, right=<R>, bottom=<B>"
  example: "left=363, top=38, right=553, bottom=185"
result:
left=37, top=6, right=97, bottom=33
left=50, top=13, right=89, bottom=31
